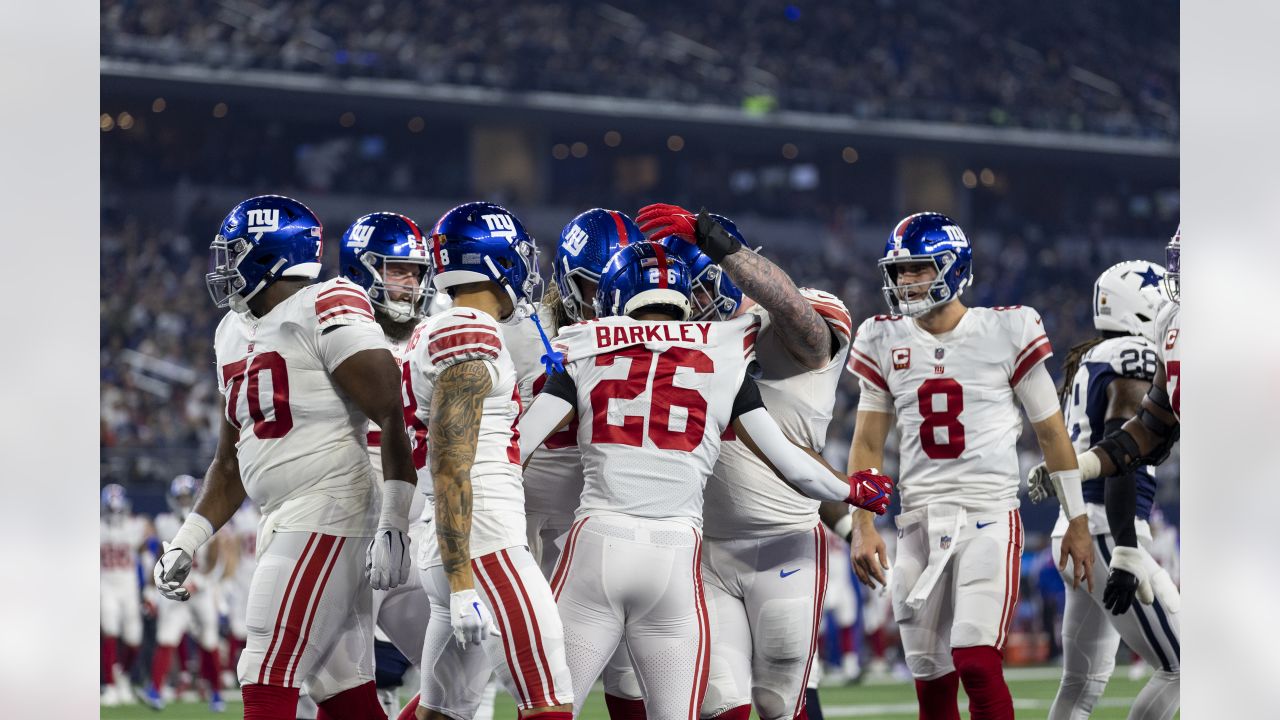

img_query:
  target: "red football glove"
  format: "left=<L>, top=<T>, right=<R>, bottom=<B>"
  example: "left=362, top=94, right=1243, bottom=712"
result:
left=848, top=468, right=894, bottom=515
left=636, top=203, right=698, bottom=243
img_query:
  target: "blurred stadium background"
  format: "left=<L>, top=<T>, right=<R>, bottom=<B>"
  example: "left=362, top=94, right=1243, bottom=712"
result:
left=100, top=0, right=1178, bottom=715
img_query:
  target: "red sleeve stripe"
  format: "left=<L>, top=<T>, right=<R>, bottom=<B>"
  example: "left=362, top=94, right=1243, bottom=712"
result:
left=1014, top=334, right=1049, bottom=365
left=317, top=307, right=376, bottom=325
left=1010, top=340, right=1054, bottom=386
left=430, top=346, right=500, bottom=366
left=812, top=303, right=852, bottom=337
left=316, top=291, right=374, bottom=317
left=849, top=347, right=882, bottom=373
left=317, top=283, right=364, bottom=300
left=743, top=329, right=759, bottom=358
left=846, top=357, right=889, bottom=391
left=428, top=331, right=502, bottom=358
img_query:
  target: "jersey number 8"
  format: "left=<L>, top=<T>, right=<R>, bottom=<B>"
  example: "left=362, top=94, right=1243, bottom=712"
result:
left=917, top=378, right=965, bottom=459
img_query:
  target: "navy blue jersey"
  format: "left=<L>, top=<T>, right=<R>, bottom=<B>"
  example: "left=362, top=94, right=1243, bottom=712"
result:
left=1063, top=335, right=1159, bottom=521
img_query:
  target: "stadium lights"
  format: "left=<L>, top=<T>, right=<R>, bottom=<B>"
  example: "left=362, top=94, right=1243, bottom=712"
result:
left=667, top=135, right=685, bottom=152
left=552, top=144, right=570, bottom=160
left=100, top=113, right=114, bottom=132
left=212, top=102, right=228, bottom=118
left=339, top=112, right=356, bottom=128
left=842, top=146, right=859, bottom=163
left=962, top=169, right=978, bottom=188
left=407, top=116, right=425, bottom=133
left=782, top=143, right=799, bottom=160
left=151, top=98, right=166, bottom=113
left=571, top=142, right=588, bottom=158
left=604, top=130, right=622, bottom=147
left=117, top=112, right=135, bottom=131
left=980, top=168, right=996, bottom=187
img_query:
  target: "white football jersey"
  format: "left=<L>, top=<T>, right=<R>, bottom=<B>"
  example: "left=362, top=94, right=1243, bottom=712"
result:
left=365, top=330, right=429, bottom=523
left=1156, top=302, right=1180, bottom=420
left=847, top=306, right=1052, bottom=513
left=101, top=514, right=148, bottom=584
left=227, top=502, right=261, bottom=581
left=549, top=314, right=760, bottom=526
left=504, top=311, right=585, bottom=521
left=402, top=306, right=527, bottom=564
left=155, top=512, right=218, bottom=579
left=704, top=288, right=853, bottom=538
left=213, top=277, right=388, bottom=536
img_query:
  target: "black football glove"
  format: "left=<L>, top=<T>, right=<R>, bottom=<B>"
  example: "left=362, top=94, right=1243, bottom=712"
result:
left=1102, top=568, right=1139, bottom=615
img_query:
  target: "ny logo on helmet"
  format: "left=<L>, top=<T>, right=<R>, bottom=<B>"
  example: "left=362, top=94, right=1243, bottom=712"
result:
left=563, top=224, right=590, bottom=256
left=481, top=213, right=519, bottom=243
left=246, top=208, right=280, bottom=239
left=348, top=224, right=375, bottom=249
left=941, top=225, right=968, bottom=246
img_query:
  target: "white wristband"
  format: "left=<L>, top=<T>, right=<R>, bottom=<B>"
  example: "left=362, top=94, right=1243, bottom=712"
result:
left=171, top=513, right=214, bottom=557
left=833, top=512, right=854, bottom=542
left=1050, top=469, right=1086, bottom=520
left=1076, top=451, right=1102, bottom=481
left=379, top=479, right=415, bottom=533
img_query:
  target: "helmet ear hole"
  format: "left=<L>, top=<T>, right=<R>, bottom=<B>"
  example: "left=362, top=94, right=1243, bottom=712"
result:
left=497, top=257, right=514, bottom=269
left=255, top=253, right=277, bottom=267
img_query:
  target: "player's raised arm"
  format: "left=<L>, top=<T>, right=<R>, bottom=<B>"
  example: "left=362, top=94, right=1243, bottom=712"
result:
left=430, top=359, right=492, bottom=593
left=730, top=376, right=893, bottom=510
left=331, top=345, right=417, bottom=590
left=515, top=372, right=577, bottom=467
left=637, top=204, right=832, bottom=368
left=153, top=415, right=244, bottom=601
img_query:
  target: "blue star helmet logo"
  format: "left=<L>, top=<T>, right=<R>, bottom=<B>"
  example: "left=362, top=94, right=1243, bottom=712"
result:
left=1135, top=265, right=1163, bottom=288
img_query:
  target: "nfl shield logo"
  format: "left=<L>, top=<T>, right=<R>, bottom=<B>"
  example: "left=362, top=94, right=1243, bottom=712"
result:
left=940, top=535, right=952, bottom=550
left=935, top=348, right=945, bottom=360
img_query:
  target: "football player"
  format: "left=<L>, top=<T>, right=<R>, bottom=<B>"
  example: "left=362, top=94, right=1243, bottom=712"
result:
left=147, top=475, right=232, bottom=712
left=1026, top=260, right=1180, bottom=720
left=1034, top=228, right=1181, bottom=615
left=152, top=195, right=417, bottom=720
left=844, top=212, right=1095, bottom=720
left=100, top=484, right=152, bottom=706
left=338, top=211, right=436, bottom=715
left=401, top=202, right=575, bottom=720
left=516, top=241, right=894, bottom=720
left=638, top=204, right=855, bottom=720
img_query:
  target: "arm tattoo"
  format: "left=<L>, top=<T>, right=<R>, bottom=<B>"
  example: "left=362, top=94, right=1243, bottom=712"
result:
left=430, top=360, right=493, bottom=585
left=720, top=250, right=831, bottom=368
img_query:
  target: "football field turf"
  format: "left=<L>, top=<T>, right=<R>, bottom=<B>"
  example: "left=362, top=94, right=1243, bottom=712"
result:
left=100, top=667, right=1177, bottom=719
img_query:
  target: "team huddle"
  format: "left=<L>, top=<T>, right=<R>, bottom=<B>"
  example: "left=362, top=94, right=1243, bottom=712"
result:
left=104, top=194, right=1182, bottom=720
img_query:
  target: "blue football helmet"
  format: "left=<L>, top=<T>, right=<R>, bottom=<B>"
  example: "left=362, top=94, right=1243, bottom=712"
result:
left=428, top=202, right=543, bottom=322
left=1165, top=226, right=1180, bottom=304
left=596, top=242, right=693, bottom=320
left=167, top=474, right=200, bottom=519
left=654, top=213, right=746, bottom=321
left=879, top=212, right=973, bottom=317
left=554, top=208, right=641, bottom=322
left=339, top=212, right=432, bottom=322
left=206, top=195, right=324, bottom=314
left=101, top=483, right=130, bottom=516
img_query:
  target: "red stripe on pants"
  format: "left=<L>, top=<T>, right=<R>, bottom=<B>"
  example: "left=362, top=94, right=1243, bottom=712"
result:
left=499, top=548, right=561, bottom=706
left=286, top=537, right=346, bottom=686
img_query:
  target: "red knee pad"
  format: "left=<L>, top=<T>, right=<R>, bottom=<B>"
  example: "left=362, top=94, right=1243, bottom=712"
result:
left=101, top=636, right=117, bottom=685
left=913, top=671, right=960, bottom=720
left=605, top=694, right=648, bottom=720
left=950, top=647, right=1012, bottom=720
left=151, top=645, right=175, bottom=690
left=317, top=681, right=386, bottom=720
left=242, top=683, right=302, bottom=720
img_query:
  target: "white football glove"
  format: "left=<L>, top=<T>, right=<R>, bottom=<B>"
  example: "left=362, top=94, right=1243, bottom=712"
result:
left=1108, top=545, right=1181, bottom=613
left=153, top=543, right=193, bottom=601
left=366, top=528, right=412, bottom=591
left=1026, top=462, right=1053, bottom=503
left=450, top=589, right=499, bottom=649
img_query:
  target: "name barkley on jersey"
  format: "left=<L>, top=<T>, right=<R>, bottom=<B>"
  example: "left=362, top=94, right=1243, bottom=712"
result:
left=591, top=322, right=713, bottom=351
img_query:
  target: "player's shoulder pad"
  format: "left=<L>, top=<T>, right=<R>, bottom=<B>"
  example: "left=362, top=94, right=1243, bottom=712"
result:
left=426, top=307, right=504, bottom=369
left=1092, top=335, right=1157, bottom=380
left=313, top=277, right=376, bottom=331
left=1154, top=301, right=1179, bottom=342
left=799, top=287, right=852, bottom=342
left=998, top=305, right=1053, bottom=384
left=847, top=316, right=891, bottom=390
left=726, top=313, right=762, bottom=362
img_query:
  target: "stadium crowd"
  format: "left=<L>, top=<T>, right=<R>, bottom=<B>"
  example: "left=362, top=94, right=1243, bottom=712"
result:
left=101, top=0, right=1177, bottom=139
